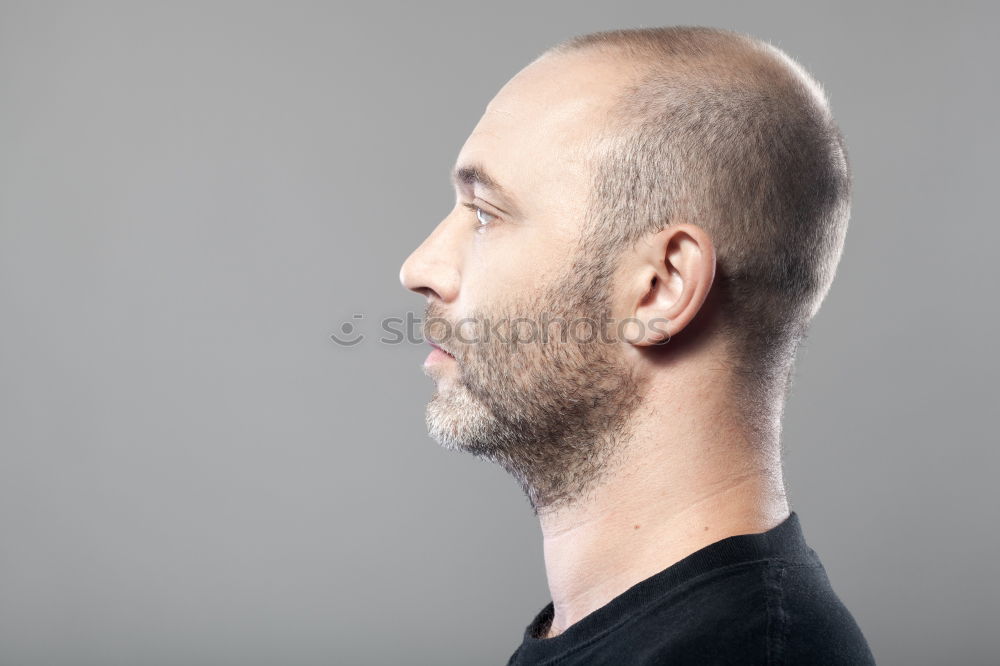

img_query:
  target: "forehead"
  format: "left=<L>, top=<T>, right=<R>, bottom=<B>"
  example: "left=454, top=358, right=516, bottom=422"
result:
left=454, top=51, right=628, bottom=225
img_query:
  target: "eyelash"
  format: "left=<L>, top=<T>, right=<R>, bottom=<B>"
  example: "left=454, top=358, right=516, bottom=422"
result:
left=462, top=202, right=499, bottom=229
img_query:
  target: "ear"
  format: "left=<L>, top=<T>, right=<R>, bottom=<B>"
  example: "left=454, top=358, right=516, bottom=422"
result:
left=627, top=223, right=716, bottom=347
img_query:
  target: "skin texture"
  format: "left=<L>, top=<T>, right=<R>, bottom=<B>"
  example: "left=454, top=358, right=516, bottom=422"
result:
left=420, top=269, right=644, bottom=512
left=399, top=49, right=790, bottom=639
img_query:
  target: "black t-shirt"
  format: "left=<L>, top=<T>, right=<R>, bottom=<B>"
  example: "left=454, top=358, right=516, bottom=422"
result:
left=506, top=511, right=876, bottom=665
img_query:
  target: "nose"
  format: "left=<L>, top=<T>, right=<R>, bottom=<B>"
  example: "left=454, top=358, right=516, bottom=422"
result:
left=399, top=219, right=461, bottom=303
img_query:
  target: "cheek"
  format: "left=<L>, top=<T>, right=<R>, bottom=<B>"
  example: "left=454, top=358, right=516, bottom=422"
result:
left=458, top=228, right=568, bottom=309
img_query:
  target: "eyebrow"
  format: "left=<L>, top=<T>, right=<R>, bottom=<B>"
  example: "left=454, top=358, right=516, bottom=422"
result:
left=450, top=163, right=519, bottom=211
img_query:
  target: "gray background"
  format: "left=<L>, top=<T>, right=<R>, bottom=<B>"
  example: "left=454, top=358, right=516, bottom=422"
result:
left=1, top=1, right=997, bottom=665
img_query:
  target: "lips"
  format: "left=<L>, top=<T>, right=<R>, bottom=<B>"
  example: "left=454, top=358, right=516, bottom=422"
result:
left=429, top=341, right=455, bottom=358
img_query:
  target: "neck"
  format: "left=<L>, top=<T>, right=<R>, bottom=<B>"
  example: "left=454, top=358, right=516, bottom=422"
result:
left=534, top=377, right=790, bottom=639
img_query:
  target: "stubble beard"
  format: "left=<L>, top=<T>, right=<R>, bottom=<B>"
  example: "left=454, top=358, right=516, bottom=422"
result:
left=424, top=254, right=646, bottom=514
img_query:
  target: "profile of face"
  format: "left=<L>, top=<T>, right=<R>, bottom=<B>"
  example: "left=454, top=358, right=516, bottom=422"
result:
left=399, top=52, right=648, bottom=512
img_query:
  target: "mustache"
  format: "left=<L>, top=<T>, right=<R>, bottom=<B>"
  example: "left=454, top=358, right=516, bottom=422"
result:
left=422, top=303, right=462, bottom=357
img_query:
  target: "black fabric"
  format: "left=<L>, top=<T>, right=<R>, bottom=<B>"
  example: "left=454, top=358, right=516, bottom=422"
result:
left=505, top=512, right=876, bottom=665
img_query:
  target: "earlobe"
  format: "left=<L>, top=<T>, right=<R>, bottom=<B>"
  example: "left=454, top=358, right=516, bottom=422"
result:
left=630, top=223, right=716, bottom=347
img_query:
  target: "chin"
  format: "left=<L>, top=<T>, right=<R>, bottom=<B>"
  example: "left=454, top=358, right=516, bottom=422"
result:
left=425, top=386, right=493, bottom=453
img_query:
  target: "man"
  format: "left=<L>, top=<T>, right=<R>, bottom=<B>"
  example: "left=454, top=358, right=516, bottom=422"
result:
left=399, top=25, right=876, bottom=665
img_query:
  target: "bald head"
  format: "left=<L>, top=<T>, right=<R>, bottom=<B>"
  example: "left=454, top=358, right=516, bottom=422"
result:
left=541, top=27, right=852, bottom=437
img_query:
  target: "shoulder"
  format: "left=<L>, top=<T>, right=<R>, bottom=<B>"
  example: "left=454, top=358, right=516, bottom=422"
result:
left=774, top=561, right=877, bottom=665
left=623, top=560, right=876, bottom=665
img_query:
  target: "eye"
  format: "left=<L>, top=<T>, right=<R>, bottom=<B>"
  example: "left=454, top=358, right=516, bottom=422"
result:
left=462, top=202, right=498, bottom=229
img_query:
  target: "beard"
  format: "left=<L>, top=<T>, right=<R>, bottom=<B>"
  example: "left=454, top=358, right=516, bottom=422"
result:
left=422, top=251, right=645, bottom=514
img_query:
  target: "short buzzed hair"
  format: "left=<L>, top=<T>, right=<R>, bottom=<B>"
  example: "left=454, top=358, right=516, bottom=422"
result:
left=545, top=26, right=852, bottom=444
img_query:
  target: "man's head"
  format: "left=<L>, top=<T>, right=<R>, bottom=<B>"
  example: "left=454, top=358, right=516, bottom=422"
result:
left=400, top=26, right=851, bottom=513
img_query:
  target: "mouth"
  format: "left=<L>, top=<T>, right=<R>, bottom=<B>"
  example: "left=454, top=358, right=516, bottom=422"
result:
left=429, top=341, right=453, bottom=356
left=425, top=341, right=456, bottom=368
